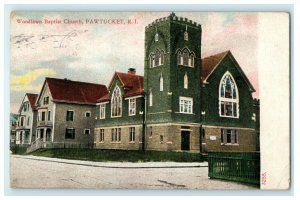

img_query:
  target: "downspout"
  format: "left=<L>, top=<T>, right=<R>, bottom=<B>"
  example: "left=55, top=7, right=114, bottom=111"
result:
left=142, top=92, right=147, bottom=151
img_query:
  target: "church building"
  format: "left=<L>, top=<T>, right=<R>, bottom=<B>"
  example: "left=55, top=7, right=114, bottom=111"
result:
left=94, top=13, right=258, bottom=153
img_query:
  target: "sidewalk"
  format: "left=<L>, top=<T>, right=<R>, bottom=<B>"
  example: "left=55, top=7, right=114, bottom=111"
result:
left=13, top=154, right=209, bottom=168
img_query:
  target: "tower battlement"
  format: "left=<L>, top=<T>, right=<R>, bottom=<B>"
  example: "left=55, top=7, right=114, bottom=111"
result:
left=145, top=12, right=201, bottom=30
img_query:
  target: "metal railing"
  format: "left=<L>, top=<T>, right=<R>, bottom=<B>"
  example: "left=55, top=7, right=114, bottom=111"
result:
left=207, top=152, right=260, bottom=185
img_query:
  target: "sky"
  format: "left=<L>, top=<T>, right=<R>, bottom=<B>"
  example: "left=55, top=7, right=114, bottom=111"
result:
left=10, top=12, right=260, bottom=113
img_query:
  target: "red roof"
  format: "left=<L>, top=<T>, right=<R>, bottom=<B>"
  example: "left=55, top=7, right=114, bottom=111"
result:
left=201, top=50, right=255, bottom=92
left=26, top=93, right=38, bottom=110
left=99, top=72, right=144, bottom=102
left=44, top=78, right=108, bottom=104
left=201, top=50, right=229, bottom=80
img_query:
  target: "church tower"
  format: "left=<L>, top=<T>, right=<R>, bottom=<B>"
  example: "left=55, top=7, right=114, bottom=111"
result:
left=144, top=13, right=202, bottom=152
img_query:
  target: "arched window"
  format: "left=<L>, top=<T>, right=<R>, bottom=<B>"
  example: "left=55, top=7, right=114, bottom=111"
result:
left=184, top=73, right=188, bottom=89
left=111, top=86, right=122, bottom=117
left=190, top=54, right=194, bottom=67
left=184, top=31, right=188, bottom=41
left=219, top=72, right=239, bottom=118
left=149, top=89, right=153, bottom=106
left=155, top=50, right=160, bottom=66
left=183, top=49, right=189, bottom=66
left=177, top=52, right=182, bottom=65
left=155, top=33, right=158, bottom=42
left=160, top=50, right=164, bottom=65
left=160, top=74, right=163, bottom=91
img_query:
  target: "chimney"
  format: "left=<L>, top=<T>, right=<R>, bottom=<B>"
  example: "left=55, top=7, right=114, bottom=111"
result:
left=128, top=68, right=136, bottom=75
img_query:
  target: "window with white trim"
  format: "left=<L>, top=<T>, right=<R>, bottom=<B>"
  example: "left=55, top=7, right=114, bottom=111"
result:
left=99, top=129, right=104, bottom=142
left=179, top=97, right=193, bottom=114
left=111, top=128, right=121, bottom=142
left=99, top=104, right=106, bottom=119
left=160, top=74, right=163, bottom=91
left=149, top=49, right=164, bottom=68
left=184, top=73, right=188, bottom=89
left=129, top=127, right=135, bottom=142
left=43, top=96, right=49, bottom=105
left=219, top=72, right=239, bottom=118
left=177, top=48, right=194, bottom=67
left=184, top=31, right=188, bottom=41
left=128, top=98, right=136, bottom=116
left=221, top=129, right=238, bottom=144
left=111, top=86, right=122, bottom=117
left=149, top=89, right=153, bottom=106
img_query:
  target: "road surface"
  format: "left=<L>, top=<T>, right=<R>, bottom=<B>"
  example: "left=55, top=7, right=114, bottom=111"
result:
left=10, top=155, right=258, bottom=189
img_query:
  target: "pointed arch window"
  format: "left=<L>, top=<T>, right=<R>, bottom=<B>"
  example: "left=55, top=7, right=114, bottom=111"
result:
left=149, top=89, right=153, bottom=106
left=184, top=31, right=188, bottom=41
left=155, top=33, right=158, bottom=42
left=184, top=73, right=188, bottom=89
left=160, top=74, right=164, bottom=91
left=183, top=49, right=189, bottom=66
left=111, top=86, right=122, bottom=117
left=177, top=48, right=194, bottom=67
left=219, top=72, right=239, bottom=118
left=149, top=49, right=164, bottom=68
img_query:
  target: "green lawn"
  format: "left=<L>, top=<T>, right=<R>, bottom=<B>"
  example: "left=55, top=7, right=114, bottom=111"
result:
left=30, top=148, right=205, bottom=162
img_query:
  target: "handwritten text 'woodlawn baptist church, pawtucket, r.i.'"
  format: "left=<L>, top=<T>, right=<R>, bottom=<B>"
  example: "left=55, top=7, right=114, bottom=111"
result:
left=15, top=18, right=139, bottom=25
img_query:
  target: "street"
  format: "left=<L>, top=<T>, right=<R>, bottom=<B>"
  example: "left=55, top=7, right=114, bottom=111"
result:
left=10, top=155, right=257, bottom=189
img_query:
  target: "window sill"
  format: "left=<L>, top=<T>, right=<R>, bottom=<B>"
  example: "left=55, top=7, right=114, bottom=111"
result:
left=99, top=141, right=104, bottom=143
left=128, top=114, right=136, bottom=117
left=111, top=116, right=122, bottom=118
left=129, top=141, right=135, bottom=144
left=178, top=64, right=194, bottom=68
left=219, top=115, right=239, bottom=119
left=175, top=112, right=195, bottom=115
left=221, top=143, right=239, bottom=146
left=110, top=142, right=121, bottom=144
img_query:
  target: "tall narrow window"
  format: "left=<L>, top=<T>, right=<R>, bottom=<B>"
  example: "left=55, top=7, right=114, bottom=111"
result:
left=66, top=110, right=74, bottom=121
left=128, top=98, right=136, bottom=116
left=184, top=73, right=188, bottom=89
left=184, top=31, right=188, bottom=41
left=160, top=74, right=163, bottom=91
left=155, top=33, right=158, bottom=42
left=160, top=51, right=164, bottom=65
left=129, top=127, right=135, bottom=142
left=100, top=129, right=105, bottom=142
left=111, top=86, right=122, bottom=117
left=149, top=126, right=153, bottom=138
left=183, top=49, right=189, bottom=66
left=190, top=54, right=194, bottom=67
left=48, top=111, right=51, bottom=121
left=149, top=89, right=153, bottom=106
left=177, top=52, right=182, bottom=65
left=99, top=104, right=106, bottom=119
left=155, top=50, right=160, bottom=66
left=219, top=72, right=239, bottom=118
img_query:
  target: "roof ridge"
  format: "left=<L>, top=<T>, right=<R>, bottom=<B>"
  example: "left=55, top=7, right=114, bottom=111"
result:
left=46, top=77, right=106, bottom=86
left=202, top=50, right=230, bottom=60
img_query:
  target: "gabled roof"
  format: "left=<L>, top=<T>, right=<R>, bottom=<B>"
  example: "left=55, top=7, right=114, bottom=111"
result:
left=38, top=77, right=108, bottom=105
left=201, top=50, right=255, bottom=92
left=99, top=72, right=144, bottom=102
left=18, top=93, right=38, bottom=112
left=27, top=93, right=38, bottom=110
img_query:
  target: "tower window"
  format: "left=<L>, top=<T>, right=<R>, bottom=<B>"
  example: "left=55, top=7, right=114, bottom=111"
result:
left=183, top=49, right=189, bottom=66
left=160, top=74, right=163, bottom=91
left=111, top=86, right=122, bottom=117
left=179, top=96, right=193, bottom=114
left=177, top=48, right=194, bottom=67
left=155, top=33, right=158, bottom=42
left=149, top=49, right=164, bottom=68
left=184, top=73, right=188, bottom=89
left=184, top=31, right=188, bottom=41
left=219, top=72, right=239, bottom=118
left=149, top=89, right=153, bottom=106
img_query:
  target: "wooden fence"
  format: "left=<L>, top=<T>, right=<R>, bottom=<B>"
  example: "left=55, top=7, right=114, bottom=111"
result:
left=207, top=152, right=260, bottom=185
